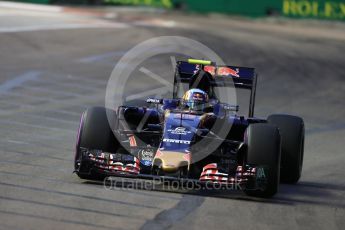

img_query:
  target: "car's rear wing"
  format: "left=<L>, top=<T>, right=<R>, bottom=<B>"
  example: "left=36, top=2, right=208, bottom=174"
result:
left=173, top=59, right=258, bottom=117
left=175, top=60, right=256, bottom=89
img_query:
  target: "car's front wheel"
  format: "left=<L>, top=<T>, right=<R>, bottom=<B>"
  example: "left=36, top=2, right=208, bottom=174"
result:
left=244, top=123, right=281, bottom=198
left=267, top=114, right=305, bottom=184
left=75, top=107, right=118, bottom=179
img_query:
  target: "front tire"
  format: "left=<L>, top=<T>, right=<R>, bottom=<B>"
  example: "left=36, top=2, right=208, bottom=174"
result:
left=267, top=114, right=304, bottom=184
left=244, top=124, right=281, bottom=198
left=75, top=107, right=118, bottom=179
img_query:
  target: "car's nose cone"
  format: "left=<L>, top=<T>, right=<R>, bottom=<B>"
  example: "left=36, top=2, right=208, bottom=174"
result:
left=153, top=151, right=190, bottom=173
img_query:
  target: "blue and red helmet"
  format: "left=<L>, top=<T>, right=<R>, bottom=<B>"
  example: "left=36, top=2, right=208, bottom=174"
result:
left=182, top=88, right=209, bottom=110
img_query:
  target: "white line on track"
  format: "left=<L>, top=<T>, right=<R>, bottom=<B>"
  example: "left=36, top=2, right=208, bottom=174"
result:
left=6, top=140, right=29, bottom=145
left=0, top=91, right=86, bottom=108
left=1, top=139, right=74, bottom=155
left=0, top=100, right=83, bottom=117
left=0, top=161, right=71, bottom=173
left=30, top=77, right=104, bottom=92
left=0, top=71, right=106, bottom=116
left=46, top=73, right=107, bottom=87
left=0, top=120, right=76, bottom=133
left=0, top=1, right=62, bottom=12
left=47, top=109, right=81, bottom=117
left=78, top=50, right=128, bottom=63
left=2, top=148, right=71, bottom=161
left=19, top=85, right=89, bottom=98
left=0, top=23, right=130, bottom=33
left=0, top=71, right=41, bottom=93
left=0, top=100, right=36, bottom=110
left=21, top=113, right=78, bottom=125
left=3, top=134, right=69, bottom=145
left=0, top=125, right=72, bottom=140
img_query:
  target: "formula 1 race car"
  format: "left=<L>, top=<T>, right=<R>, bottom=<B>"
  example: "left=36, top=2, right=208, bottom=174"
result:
left=74, top=59, right=305, bottom=197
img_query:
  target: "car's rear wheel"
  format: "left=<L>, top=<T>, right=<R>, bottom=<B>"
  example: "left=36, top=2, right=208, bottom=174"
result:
left=267, top=114, right=305, bottom=184
left=75, top=107, right=118, bottom=179
left=244, top=124, right=281, bottom=198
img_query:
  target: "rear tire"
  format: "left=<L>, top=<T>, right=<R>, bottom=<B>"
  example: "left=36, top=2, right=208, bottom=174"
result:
left=75, top=107, right=118, bottom=179
left=267, top=114, right=304, bottom=184
left=244, top=124, right=281, bottom=198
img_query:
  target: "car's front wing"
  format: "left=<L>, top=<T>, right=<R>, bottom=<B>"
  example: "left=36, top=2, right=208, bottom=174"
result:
left=76, top=148, right=267, bottom=191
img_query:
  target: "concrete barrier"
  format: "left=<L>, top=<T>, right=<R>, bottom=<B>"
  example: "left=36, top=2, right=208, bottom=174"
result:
left=8, top=0, right=345, bottom=21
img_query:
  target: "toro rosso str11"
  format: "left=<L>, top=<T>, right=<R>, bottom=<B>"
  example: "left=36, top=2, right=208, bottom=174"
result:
left=74, top=59, right=305, bottom=197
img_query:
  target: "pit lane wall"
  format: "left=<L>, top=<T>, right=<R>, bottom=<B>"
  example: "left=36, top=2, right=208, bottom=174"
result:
left=9, top=0, right=345, bottom=21
left=172, top=0, right=345, bottom=21
left=105, top=0, right=345, bottom=21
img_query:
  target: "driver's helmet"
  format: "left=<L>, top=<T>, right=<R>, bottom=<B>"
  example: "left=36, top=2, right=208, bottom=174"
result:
left=182, top=89, right=209, bottom=111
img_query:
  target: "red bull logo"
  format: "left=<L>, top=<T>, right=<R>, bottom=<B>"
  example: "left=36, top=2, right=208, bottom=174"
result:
left=204, top=65, right=216, bottom=75
left=218, top=67, right=240, bottom=77
left=203, top=66, right=241, bottom=77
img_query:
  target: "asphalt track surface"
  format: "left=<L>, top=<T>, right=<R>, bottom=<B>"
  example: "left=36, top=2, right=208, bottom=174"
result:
left=0, top=6, right=345, bottom=230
